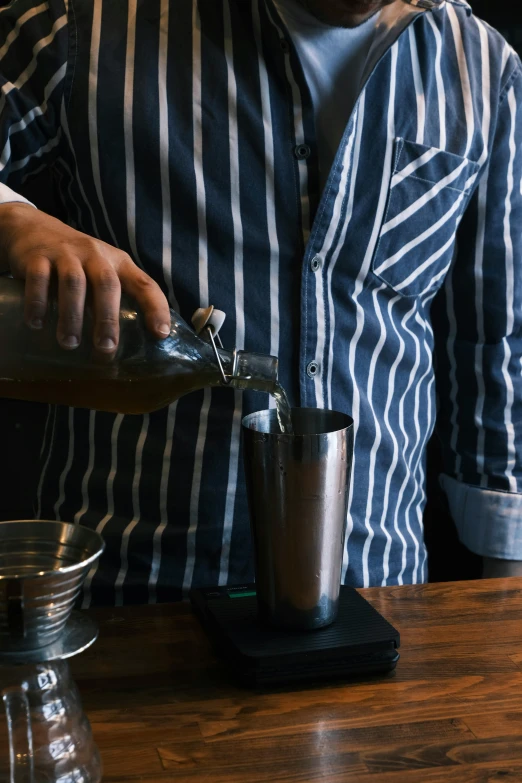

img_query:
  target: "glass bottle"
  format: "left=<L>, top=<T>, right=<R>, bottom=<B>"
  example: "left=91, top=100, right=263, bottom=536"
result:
left=0, top=660, right=102, bottom=783
left=0, top=278, right=278, bottom=414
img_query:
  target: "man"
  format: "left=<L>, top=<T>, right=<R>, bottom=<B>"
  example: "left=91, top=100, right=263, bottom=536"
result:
left=0, top=0, right=521, bottom=605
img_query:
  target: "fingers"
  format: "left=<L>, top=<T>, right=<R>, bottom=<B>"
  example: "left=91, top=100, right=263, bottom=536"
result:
left=56, top=260, right=87, bottom=349
left=23, top=256, right=51, bottom=330
left=119, top=257, right=171, bottom=339
left=86, top=262, right=122, bottom=353
left=7, top=207, right=170, bottom=351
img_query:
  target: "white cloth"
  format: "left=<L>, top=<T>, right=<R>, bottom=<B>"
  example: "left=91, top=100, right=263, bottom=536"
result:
left=0, top=183, right=35, bottom=208
left=273, top=0, right=377, bottom=186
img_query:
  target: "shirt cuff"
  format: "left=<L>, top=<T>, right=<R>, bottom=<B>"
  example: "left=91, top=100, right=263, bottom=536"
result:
left=0, top=183, right=36, bottom=208
left=440, top=473, right=522, bottom=560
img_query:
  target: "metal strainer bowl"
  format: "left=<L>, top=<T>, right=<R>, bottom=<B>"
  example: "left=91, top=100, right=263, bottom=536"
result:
left=0, top=520, right=104, bottom=653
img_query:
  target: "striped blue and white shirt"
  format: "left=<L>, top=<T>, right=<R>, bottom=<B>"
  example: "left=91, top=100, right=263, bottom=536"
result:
left=1, top=0, right=522, bottom=605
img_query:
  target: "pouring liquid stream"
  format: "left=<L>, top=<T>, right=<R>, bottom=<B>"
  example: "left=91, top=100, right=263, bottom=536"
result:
left=271, top=382, right=294, bottom=435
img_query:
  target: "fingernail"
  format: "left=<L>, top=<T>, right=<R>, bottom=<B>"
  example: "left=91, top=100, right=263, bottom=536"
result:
left=158, top=323, right=171, bottom=337
left=61, top=335, right=79, bottom=349
left=30, top=318, right=43, bottom=330
left=97, top=337, right=116, bottom=351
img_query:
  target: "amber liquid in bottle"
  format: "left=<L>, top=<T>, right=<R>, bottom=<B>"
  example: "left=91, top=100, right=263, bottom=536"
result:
left=0, top=279, right=280, bottom=415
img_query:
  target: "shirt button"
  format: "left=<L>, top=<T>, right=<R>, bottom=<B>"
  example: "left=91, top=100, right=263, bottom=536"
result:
left=310, top=255, right=322, bottom=272
left=294, top=144, right=311, bottom=160
left=306, top=361, right=320, bottom=378
left=280, top=39, right=290, bottom=53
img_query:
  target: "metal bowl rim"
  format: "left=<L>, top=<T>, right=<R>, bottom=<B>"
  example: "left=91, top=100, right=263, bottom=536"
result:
left=0, top=520, right=105, bottom=582
left=242, top=407, right=354, bottom=436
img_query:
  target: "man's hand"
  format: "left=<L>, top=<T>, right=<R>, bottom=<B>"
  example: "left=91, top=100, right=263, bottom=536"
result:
left=0, top=204, right=171, bottom=353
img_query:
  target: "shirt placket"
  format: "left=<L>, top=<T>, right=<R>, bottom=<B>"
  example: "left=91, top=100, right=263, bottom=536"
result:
left=270, top=6, right=346, bottom=410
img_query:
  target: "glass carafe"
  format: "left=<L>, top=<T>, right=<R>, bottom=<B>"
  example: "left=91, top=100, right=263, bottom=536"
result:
left=0, top=661, right=101, bottom=783
left=0, top=278, right=278, bottom=414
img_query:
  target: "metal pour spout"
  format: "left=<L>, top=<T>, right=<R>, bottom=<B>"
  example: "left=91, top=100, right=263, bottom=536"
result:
left=191, top=306, right=278, bottom=393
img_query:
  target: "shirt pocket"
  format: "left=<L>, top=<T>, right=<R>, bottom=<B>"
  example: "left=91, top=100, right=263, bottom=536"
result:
left=371, top=138, right=480, bottom=298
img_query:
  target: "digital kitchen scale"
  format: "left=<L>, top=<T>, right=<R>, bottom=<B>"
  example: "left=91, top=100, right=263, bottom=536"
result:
left=190, top=584, right=400, bottom=687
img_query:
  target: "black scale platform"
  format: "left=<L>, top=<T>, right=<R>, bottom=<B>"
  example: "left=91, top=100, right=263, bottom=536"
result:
left=190, top=584, right=400, bottom=687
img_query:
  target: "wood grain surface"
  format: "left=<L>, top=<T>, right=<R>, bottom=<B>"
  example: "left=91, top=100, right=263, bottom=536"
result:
left=70, top=578, right=522, bottom=782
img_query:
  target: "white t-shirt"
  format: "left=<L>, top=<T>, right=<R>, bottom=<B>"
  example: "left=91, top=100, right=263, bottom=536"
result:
left=273, top=0, right=377, bottom=187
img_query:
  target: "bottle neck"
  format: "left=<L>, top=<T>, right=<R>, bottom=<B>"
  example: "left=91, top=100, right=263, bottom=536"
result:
left=220, top=349, right=278, bottom=394
left=131, top=303, right=279, bottom=395
left=192, top=312, right=279, bottom=394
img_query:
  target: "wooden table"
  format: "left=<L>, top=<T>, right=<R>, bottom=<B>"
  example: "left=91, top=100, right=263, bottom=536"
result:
left=72, top=578, right=522, bottom=782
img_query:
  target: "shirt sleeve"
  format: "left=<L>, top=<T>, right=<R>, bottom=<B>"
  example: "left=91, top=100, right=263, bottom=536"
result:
left=0, top=0, right=68, bottom=190
left=433, top=52, right=522, bottom=560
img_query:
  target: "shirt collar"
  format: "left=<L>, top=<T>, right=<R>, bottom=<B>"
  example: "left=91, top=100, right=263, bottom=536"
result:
left=359, top=0, right=470, bottom=90
left=401, top=0, right=472, bottom=14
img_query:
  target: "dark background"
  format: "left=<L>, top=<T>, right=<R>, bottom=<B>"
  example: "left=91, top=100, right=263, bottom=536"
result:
left=471, top=2, right=522, bottom=53
left=1, top=0, right=520, bottom=582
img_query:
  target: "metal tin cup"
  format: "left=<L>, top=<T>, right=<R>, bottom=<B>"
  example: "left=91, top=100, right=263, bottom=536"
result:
left=0, top=520, right=104, bottom=653
left=242, top=408, right=354, bottom=631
